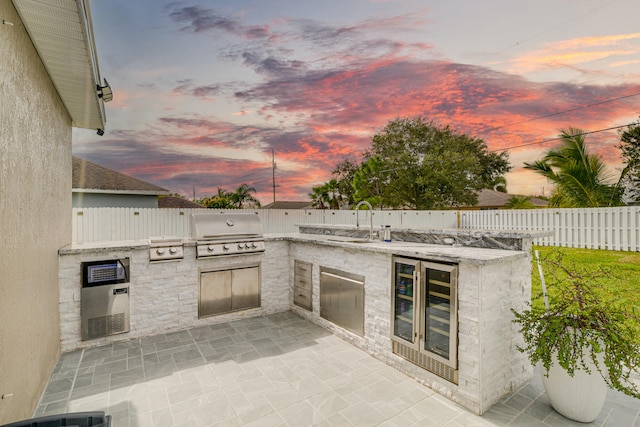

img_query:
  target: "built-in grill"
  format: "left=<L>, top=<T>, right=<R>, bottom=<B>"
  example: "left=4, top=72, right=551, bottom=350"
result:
left=191, top=212, right=266, bottom=258
left=191, top=212, right=265, bottom=318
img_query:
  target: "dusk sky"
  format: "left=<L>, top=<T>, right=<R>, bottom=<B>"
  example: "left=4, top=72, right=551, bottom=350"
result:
left=74, top=0, right=640, bottom=204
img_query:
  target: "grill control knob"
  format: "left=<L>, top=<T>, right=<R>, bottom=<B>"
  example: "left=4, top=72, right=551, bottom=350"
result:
left=156, top=248, right=165, bottom=255
left=207, top=245, right=215, bottom=252
left=222, top=244, right=229, bottom=251
left=169, top=247, right=177, bottom=254
left=250, top=243, right=257, bottom=249
left=238, top=244, right=244, bottom=250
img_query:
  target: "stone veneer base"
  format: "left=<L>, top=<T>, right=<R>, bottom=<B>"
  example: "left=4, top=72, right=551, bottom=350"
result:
left=58, top=235, right=533, bottom=415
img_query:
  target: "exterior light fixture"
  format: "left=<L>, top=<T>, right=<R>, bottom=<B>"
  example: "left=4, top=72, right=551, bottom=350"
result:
left=96, top=129, right=104, bottom=136
left=97, top=78, right=113, bottom=102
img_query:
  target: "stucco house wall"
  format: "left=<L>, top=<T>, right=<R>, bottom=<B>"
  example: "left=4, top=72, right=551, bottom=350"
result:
left=0, top=2, right=71, bottom=422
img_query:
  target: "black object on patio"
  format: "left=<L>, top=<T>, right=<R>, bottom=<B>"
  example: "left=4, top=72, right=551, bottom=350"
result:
left=0, top=411, right=111, bottom=427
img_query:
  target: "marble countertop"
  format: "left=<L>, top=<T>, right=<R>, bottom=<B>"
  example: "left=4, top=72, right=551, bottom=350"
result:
left=296, top=223, right=552, bottom=239
left=60, top=233, right=529, bottom=265
left=277, top=233, right=528, bottom=265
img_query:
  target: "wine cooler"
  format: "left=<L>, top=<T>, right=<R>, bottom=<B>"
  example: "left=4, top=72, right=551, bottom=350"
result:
left=391, top=257, right=458, bottom=383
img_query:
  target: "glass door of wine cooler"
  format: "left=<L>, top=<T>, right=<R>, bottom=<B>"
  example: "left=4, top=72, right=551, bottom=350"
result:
left=391, top=257, right=458, bottom=370
left=422, top=262, right=457, bottom=368
left=391, top=259, right=419, bottom=345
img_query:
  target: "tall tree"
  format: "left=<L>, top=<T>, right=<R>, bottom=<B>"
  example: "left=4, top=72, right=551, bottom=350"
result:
left=524, top=128, right=623, bottom=207
left=366, top=117, right=510, bottom=209
left=351, top=156, right=388, bottom=209
left=309, top=180, right=342, bottom=209
left=618, top=118, right=640, bottom=205
left=331, top=157, right=359, bottom=208
left=309, top=183, right=330, bottom=209
left=231, top=184, right=261, bottom=208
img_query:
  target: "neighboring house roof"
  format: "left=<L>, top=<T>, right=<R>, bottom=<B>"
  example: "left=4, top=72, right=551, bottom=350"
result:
left=463, top=189, right=548, bottom=209
left=13, top=0, right=106, bottom=131
left=159, top=196, right=205, bottom=209
left=262, top=201, right=313, bottom=209
left=72, top=156, right=169, bottom=196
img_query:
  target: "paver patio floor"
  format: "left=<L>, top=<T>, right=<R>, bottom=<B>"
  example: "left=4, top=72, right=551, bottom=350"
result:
left=34, top=312, right=639, bottom=426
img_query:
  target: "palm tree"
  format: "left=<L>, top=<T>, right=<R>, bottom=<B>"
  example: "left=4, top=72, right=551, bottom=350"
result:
left=309, top=183, right=330, bottom=209
left=524, top=128, right=623, bottom=207
left=505, top=195, right=535, bottom=209
left=231, top=184, right=261, bottom=208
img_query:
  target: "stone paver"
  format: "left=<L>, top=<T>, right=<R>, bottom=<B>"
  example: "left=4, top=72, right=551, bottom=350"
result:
left=33, top=312, right=640, bottom=426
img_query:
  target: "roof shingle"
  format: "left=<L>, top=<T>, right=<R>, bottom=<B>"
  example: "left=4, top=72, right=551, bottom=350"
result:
left=72, top=156, right=169, bottom=195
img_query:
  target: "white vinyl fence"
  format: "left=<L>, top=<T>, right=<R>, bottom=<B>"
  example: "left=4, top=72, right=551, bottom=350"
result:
left=460, top=206, right=640, bottom=252
left=71, top=206, right=640, bottom=252
left=71, top=208, right=459, bottom=243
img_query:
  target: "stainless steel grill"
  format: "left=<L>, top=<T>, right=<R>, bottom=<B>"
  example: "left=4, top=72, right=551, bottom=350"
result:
left=191, top=212, right=266, bottom=258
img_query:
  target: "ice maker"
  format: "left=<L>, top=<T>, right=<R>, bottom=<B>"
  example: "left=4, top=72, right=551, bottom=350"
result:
left=81, top=259, right=130, bottom=340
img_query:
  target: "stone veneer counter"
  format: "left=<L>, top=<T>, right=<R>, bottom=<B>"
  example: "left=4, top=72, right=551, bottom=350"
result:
left=280, top=233, right=529, bottom=265
left=58, top=232, right=534, bottom=415
left=279, top=232, right=532, bottom=415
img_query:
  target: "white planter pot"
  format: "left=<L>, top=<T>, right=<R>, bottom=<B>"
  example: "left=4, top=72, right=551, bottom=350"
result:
left=540, top=353, right=608, bottom=423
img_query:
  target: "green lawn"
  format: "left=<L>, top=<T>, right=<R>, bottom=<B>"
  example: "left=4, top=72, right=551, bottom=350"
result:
left=531, top=246, right=640, bottom=303
left=531, top=246, right=640, bottom=336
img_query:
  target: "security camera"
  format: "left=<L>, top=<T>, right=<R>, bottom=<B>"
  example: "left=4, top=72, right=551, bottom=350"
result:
left=97, top=129, right=104, bottom=136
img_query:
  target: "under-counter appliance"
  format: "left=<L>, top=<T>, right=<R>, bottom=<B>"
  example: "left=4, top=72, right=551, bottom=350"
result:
left=81, top=258, right=130, bottom=340
left=191, top=212, right=264, bottom=318
left=391, top=257, right=458, bottom=383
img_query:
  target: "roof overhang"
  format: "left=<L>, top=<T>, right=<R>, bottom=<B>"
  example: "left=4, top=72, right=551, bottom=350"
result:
left=12, top=0, right=107, bottom=131
left=72, top=189, right=171, bottom=196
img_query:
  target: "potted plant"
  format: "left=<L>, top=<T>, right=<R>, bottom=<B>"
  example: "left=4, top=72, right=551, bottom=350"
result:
left=512, top=250, right=640, bottom=423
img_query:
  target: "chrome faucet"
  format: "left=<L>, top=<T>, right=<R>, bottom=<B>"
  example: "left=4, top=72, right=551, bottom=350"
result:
left=355, top=201, right=374, bottom=240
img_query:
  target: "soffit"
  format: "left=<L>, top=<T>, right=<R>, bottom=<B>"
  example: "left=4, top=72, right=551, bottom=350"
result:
left=12, top=0, right=106, bottom=130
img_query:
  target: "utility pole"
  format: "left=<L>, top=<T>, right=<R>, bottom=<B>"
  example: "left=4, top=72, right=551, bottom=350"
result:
left=272, top=149, right=277, bottom=208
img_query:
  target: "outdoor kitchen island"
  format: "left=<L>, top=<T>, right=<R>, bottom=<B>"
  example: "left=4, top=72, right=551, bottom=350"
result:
left=57, top=226, right=541, bottom=415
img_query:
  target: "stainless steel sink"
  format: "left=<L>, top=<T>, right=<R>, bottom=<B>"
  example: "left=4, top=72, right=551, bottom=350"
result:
left=327, top=237, right=374, bottom=244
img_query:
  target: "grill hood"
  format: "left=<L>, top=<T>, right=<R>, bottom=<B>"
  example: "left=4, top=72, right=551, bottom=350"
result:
left=190, top=212, right=264, bottom=241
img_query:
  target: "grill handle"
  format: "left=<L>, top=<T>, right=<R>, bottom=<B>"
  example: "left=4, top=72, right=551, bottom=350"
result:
left=202, top=233, right=260, bottom=239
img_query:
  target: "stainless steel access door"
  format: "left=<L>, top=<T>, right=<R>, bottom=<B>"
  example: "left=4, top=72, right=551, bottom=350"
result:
left=81, top=283, right=130, bottom=340
left=199, top=264, right=261, bottom=318
left=319, top=267, right=364, bottom=336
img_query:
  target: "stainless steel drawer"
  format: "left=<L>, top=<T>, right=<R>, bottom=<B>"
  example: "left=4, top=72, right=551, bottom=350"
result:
left=294, top=260, right=312, bottom=278
left=294, top=276, right=312, bottom=292
left=293, top=288, right=312, bottom=310
left=293, top=260, right=313, bottom=311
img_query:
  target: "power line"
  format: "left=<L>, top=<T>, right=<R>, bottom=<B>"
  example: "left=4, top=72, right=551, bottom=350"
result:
left=479, top=90, right=640, bottom=134
left=494, top=123, right=633, bottom=152
left=434, top=1, right=634, bottom=137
